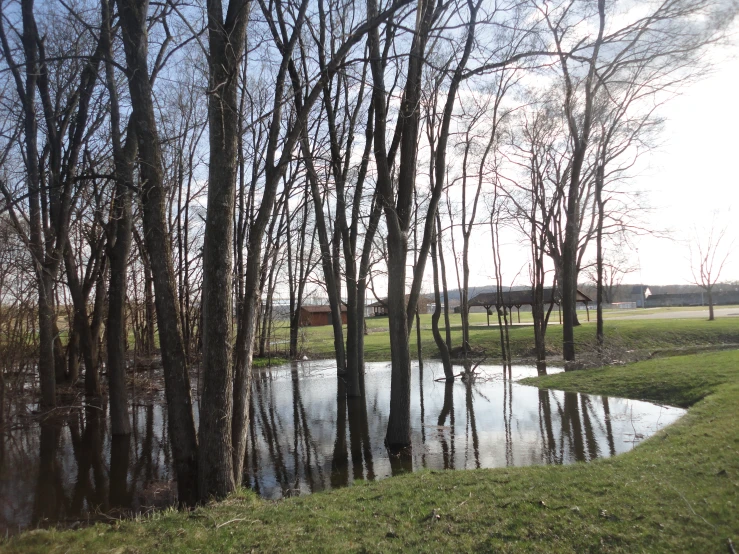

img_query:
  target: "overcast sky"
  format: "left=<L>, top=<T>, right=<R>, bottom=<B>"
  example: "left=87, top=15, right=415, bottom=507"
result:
left=634, top=43, right=739, bottom=286
left=458, top=35, right=739, bottom=291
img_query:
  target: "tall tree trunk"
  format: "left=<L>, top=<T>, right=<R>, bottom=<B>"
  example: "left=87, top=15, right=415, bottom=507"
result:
left=431, top=219, right=453, bottom=380
left=67, top=328, right=80, bottom=384
left=64, top=248, right=102, bottom=397
left=559, top=0, right=605, bottom=363
left=302, top=139, right=347, bottom=372
left=367, top=0, right=434, bottom=450
left=103, top=0, right=134, bottom=436
left=198, top=0, right=251, bottom=500
left=117, top=0, right=198, bottom=505
left=437, top=213, right=453, bottom=352
left=12, top=0, right=57, bottom=407
left=595, top=164, right=605, bottom=347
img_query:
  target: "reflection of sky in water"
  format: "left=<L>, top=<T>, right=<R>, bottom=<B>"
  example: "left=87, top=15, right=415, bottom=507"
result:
left=246, top=361, right=684, bottom=499
left=0, top=361, right=684, bottom=534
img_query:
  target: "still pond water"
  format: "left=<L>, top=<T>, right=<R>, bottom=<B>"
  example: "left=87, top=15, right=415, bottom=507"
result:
left=0, top=361, right=684, bottom=535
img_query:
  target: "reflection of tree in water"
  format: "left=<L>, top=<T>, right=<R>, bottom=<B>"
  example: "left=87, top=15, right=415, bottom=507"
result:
left=69, top=403, right=106, bottom=516
left=418, top=363, right=426, bottom=467
left=538, top=389, right=559, bottom=464
left=348, top=395, right=373, bottom=480
left=247, top=393, right=260, bottom=495
left=561, top=392, right=586, bottom=461
left=503, top=378, right=513, bottom=466
left=32, top=422, right=66, bottom=527
left=331, top=381, right=349, bottom=488
left=333, top=378, right=381, bottom=483
left=289, top=368, right=317, bottom=493
left=357, top=392, right=375, bottom=481
left=601, top=396, right=617, bottom=457
left=289, top=366, right=327, bottom=493
left=465, top=382, right=480, bottom=469
left=131, top=404, right=160, bottom=490
left=4, top=394, right=178, bottom=533
left=438, top=382, right=454, bottom=470
left=549, top=392, right=613, bottom=463
left=247, top=367, right=334, bottom=496
left=253, top=372, right=289, bottom=492
left=1, top=363, right=652, bottom=532
left=580, top=395, right=601, bottom=461
left=109, top=434, right=132, bottom=509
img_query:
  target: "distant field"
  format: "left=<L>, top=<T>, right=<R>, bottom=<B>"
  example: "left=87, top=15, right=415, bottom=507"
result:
left=32, top=304, right=739, bottom=364
left=292, top=310, right=739, bottom=362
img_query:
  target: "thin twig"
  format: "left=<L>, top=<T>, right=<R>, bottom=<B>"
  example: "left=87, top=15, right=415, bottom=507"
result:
left=665, top=482, right=716, bottom=530
left=215, top=518, right=248, bottom=529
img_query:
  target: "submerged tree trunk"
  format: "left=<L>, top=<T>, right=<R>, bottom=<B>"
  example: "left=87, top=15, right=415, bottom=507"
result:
left=366, top=0, right=434, bottom=450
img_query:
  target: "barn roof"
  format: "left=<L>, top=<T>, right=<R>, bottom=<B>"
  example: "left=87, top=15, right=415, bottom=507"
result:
left=368, top=294, right=431, bottom=308
left=468, top=287, right=592, bottom=308
left=300, top=304, right=347, bottom=313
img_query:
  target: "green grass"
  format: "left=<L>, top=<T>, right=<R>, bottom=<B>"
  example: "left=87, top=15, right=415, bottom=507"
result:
left=5, top=349, right=739, bottom=553
left=602, top=304, right=739, bottom=318
left=299, top=314, right=739, bottom=362
left=252, top=356, right=288, bottom=369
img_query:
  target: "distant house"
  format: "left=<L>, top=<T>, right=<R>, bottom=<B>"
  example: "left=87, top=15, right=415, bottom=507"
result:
left=367, top=299, right=389, bottom=317
left=298, top=304, right=348, bottom=327
left=367, top=295, right=431, bottom=317
left=629, top=285, right=651, bottom=308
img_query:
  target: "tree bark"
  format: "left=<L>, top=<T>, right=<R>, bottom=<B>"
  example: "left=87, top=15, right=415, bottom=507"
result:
left=431, top=219, right=453, bottom=380
left=116, top=0, right=198, bottom=505
left=595, top=164, right=605, bottom=347
left=198, top=0, right=251, bottom=500
left=103, top=0, right=134, bottom=436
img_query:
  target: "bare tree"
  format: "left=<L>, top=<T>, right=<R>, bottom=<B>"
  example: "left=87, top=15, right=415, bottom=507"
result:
left=198, top=0, right=251, bottom=502
left=116, top=0, right=199, bottom=505
left=690, top=223, right=733, bottom=321
left=537, top=0, right=735, bottom=362
left=0, top=0, right=105, bottom=406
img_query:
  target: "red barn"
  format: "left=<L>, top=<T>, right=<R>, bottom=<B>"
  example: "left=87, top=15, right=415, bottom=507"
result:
left=298, top=304, right=348, bottom=327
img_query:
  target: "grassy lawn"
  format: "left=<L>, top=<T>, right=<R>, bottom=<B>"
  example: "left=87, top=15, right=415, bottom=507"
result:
left=5, top=349, right=738, bottom=553
left=602, top=305, right=739, bottom=318
left=299, top=314, right=739, bottom=362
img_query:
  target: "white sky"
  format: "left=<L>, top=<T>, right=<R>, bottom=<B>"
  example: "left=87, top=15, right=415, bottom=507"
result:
left=633, top=46, right=739, bottom=286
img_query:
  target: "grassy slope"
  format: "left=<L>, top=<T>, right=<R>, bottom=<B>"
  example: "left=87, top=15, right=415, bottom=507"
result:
left=302, top=314, right=739, bottom=361
left=5, top=350, right=738, bottom=553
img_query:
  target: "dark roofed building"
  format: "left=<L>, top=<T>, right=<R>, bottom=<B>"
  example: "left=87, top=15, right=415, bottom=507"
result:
left=645, top=290, right=739, bottom=307
left=298, top=304, right=348, bottom=327
left=367, top=299, right=389, bottom=317
left=367, top=295, right=431, bottom=317
left=468, top=287, right=592, bottom=325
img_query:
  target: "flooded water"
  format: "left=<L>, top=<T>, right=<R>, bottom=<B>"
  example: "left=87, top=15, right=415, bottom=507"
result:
left=0, top=361, right=684, bottom=535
